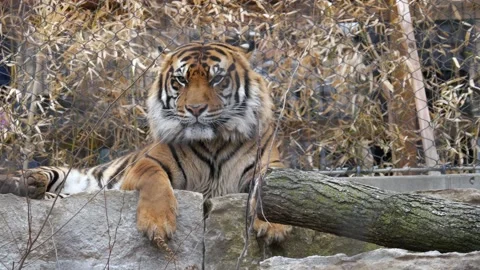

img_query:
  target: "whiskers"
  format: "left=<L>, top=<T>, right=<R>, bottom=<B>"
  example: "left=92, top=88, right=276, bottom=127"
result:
left=161, top=109, right=179, bottom=119
left=152, top=102, right=260, bottom=143
left=221, top=104, right=253, bottom=118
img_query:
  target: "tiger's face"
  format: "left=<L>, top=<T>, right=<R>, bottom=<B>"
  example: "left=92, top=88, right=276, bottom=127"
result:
left=148, top=42, right=272, bottom=143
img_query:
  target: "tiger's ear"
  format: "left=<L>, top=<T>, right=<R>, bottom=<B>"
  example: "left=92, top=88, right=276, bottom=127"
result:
left=225, top=38, right=256, bottom=59
left=238, top=40, right=256, bottom=55
left=157, top=46, right=172, bottom=56
left=154, top=45, right=172, bottom=66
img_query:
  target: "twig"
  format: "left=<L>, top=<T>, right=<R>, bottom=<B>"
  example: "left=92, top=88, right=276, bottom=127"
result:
left=103, top=190, right=127, bottom=270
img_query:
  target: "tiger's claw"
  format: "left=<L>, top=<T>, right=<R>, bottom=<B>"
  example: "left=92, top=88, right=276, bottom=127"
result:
left=253, top=217, right=292, bottom=245
left=136, top=195, right=178, bottom=242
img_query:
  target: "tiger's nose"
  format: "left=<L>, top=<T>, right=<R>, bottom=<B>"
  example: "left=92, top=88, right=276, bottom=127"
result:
left=185, top=103, right=208, bottom=117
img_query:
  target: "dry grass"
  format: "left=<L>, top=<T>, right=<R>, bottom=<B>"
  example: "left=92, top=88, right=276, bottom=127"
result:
left=0, top=0, right=478, bottom=174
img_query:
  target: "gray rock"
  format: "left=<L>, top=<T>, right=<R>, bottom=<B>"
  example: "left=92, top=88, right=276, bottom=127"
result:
left=3, top=189, right=478, bottom=270
left=204, top=194, right=263, bottom=270
left=204, top=194, right=378, bottom=270
left=0, top=190, right=203, bottom=270
left=260, top=249, right=480, bottom=270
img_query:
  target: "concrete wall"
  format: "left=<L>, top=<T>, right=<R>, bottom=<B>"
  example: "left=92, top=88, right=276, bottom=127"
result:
left=342, top=174, right=480, bottom=192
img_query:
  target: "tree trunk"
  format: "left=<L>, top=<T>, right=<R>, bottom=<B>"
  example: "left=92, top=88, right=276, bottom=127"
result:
left=258, top=169, right=480, bottom=253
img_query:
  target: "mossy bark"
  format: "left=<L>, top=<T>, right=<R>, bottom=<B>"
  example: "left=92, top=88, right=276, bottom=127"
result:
left=259, top=169, right=480, bottom=253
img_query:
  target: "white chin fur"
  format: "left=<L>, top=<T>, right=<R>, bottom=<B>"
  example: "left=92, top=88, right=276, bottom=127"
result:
left=184, top=126, right=215, bottom=140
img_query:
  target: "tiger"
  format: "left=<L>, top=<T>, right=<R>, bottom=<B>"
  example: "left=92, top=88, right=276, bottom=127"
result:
left=0, top=41, right=291, bottom=244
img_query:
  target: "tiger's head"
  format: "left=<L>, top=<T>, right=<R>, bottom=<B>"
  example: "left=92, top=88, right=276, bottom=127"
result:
left=147, top=42, right=273, bottom=143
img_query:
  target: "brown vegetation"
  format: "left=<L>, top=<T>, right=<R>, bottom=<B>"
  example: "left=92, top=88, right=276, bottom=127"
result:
left=0, top=0, right=478, bottom=174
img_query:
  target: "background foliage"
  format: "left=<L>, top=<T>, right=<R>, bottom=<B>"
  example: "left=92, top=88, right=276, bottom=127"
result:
left=0, top=0, right=479, bottom=175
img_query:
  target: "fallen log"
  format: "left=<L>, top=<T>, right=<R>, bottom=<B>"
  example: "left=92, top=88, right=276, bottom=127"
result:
left=258, top=169, right=480, bottom=253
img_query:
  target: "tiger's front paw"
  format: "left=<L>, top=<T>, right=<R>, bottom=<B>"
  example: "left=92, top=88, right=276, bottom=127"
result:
left=253, top=217, right=292, bottom=245
left=0, top=170, right=49, bottom=199
left=136, top=195, right=178, bottom=241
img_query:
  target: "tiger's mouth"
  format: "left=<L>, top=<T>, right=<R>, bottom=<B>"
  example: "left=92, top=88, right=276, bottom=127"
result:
left=179, top=110, right=224, bottom=127
left=185, top=121, right=210, bottom=128
left=180, top=116, right=214, bottom=126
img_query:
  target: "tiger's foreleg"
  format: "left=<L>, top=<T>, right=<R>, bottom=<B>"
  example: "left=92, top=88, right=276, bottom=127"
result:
left=121, top=158, right=177, bottom=241
left=251, top=153, right=292, bottom=244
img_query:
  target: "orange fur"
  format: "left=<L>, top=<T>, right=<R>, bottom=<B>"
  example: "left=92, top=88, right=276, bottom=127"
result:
left=176, top=65, right=223, bottom=112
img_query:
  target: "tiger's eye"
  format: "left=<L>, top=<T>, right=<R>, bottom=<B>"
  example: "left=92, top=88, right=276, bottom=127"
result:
left=211, top=75, right=224, bottom=86
left=175, top=76, right=187, bottom=85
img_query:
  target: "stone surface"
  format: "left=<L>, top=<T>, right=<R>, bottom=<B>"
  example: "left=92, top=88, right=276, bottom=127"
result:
left=204, top=194, right=378, bottom=270
left=0, top=190, right=203, bottom=270
left=260, top=249, right=480, bottom=270
left=2, top=188, right=478, bottom=269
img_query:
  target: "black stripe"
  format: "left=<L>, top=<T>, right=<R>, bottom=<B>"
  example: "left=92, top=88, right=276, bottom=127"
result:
left=208, top=43, right=234, bottom=51
left=216, top=143, right=244, bottom=178
left=209, top=55, right=221, bottom=62
left=168, top=144, right=187, bottom=183
left=214, top=141, right=229, bottom=156
left=174, top=46, right=202, bottom=59
left=180, top=55, right=192, bottom=62
left=190, top=144, right=215, bottom=179
left=91, top=165, right=105, bottom=188
left=46, top=170, right=59, bottom=191
left=146, top=170, right=160, bottom=178
left=198, top=141, right=211, bottom=154
left=244, top=140, right=258, bottom=157
left=241, top=162, right=256, bottom=180
left=178, top=63, right=188, bottom=70
left=145, top=154, right=173, bottom=183
left=97, top=171, right=104, bottom=188
left=91, top=166, right=101, bottom=178
left=234, top=72, right=241, bottom=103
left=204, top=47, right=228, bottom=56
left=239, top=135, right=276, bottom=190
left=137, top=165, right=160, bottom=181
left=243, top=129, right=274, bottom=160
left=92, top=165, right=108, bottom=189
left=212, top=47, right=228, bottom=56
left=234, top=100, right=247, bottom=117
left=106, top=157, right=131, bottom=189
left=244, top=73, right=250, bottom=98
left=260, top=132, right=274, bottom=158
left=165, top=74, right=173, bottom=109
left=227, top=63, right=236, bottom=72
left=165, top=96, right=172, bottom=109
left=125, top=153, right=139, bottom=174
